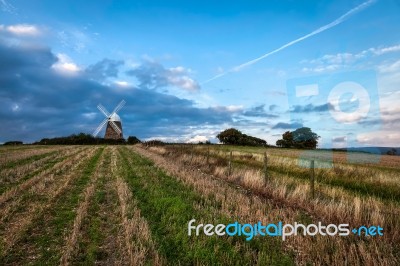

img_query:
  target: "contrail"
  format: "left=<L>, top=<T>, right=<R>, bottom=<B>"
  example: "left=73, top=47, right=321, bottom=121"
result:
left=0, top=0, right=15, bottom=13
left=202, top=0, right=376, bottom=84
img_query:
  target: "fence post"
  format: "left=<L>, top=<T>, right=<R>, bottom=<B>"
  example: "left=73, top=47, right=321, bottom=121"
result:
left=206, top=146, right=210, bottom=168
left=310, top=160, right=315, bottom=199
left=190, top=145, right=194, bottom=163
left=228, top=150, right=233, bottom=176
left=263, top=151, right=268, bottom=184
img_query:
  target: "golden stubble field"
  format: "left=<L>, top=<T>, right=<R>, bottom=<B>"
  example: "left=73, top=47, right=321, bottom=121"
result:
left=0, top=144, right=399, bottom=265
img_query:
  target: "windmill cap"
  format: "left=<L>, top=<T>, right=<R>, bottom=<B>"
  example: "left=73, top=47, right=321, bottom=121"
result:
left=109, top=113, right=121, bottom=122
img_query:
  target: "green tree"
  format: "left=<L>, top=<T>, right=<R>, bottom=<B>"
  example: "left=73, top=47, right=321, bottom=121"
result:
left=276, top=127, right=319, bottom=149
left=217, top=128, right=267, bottom=146
left=216, top=128, right=243, bottom=145
left=3, top=141, right=23, bottom=145
left=387, top=148, right=397, bottom=156
left=275, top=131, right=293, bottom=148
left=127, top=136, right=141, bottom=144
left=292, top=127, right=320, bottom=149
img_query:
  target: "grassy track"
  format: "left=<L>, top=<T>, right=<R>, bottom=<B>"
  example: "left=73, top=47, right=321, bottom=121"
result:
left=69, top=148, right=125, bottom=264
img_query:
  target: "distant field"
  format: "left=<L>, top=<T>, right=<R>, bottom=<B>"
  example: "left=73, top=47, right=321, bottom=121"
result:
left=0, top=145, right=399, bottom=265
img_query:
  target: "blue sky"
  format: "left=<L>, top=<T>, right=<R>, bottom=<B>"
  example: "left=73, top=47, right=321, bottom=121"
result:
left=1, top=0, right=400, bottom=147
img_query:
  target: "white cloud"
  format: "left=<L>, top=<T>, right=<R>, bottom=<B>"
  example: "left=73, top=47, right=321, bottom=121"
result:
left=167, top=75, right=199, bottom=91
left=302, top=44, right=400, bottom=73
left=11, top=103, right=19, bottom=112
left=226, top=105, right=243, bottom=112
left=7, top=24, right=40, bottom=36
left=114, top=80, right=130, bottom=87
left=0, top=24, right=41, bottom=36
left=82, top=112, right=97, bottom=120
left=164, top=66, right=198, bottom=91
left=186, top=135, right=209, bottom=143
left=210, top=105, right=243, bottom=113
left=129, top=61, right=200, bottom=92
left=355, top=95, right=400, bottom=147
left=357, top=131, right=400, bottom=146
left=371, top=44, right=400, bottom=55
left=52, top=53, right=80, bottom=74
left=169, top=66, right=186, bottom=74
left=378, top=59, right=400, bottom=73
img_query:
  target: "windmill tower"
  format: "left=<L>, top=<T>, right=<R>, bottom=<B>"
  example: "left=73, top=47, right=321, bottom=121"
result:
left=93, top=100, right=125, bottom=139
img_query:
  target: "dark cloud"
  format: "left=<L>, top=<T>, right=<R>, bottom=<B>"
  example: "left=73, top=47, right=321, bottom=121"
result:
left=358, top=115, right=400, bottom=129
left=242, top=104, right=278, bottom=118
left=269, top=104, right=278, bottom=111
left=126, top=60, right=200, bottom=91
left=332, top=136, right=346, bottom=142
left=357, top=118, right=381, bottom=126
left=85, top=58, right=124, bottom=81
left=272, top=122, right=303, bottom=129
left=290, top=103, right=333, bottom=113
left=230, top=118, right=269, bottom=128
left=0, top=40, right=234, bottom=142
left=0, top=44, right=57, bottom=73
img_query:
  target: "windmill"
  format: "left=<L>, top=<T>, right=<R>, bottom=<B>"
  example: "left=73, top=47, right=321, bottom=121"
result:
left=93, top=100, right=126, bottom=139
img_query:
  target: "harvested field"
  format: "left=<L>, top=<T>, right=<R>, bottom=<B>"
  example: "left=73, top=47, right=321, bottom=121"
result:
left=0, top=145, right=399, bottom=265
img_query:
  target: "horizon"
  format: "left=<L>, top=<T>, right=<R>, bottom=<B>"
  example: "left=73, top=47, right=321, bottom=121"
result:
left=2, top=132, right=399, bottom=151
left=1, top=0, right=400, bottom=148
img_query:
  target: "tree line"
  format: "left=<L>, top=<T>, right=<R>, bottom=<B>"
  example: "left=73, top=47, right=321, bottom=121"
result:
left=216, top=128, right=268, bottom=147
left=32, top=133, right=141, bottom=145
left=3, top=127, right=321, bottom=149
left=217, top=127, right=320, bottom=149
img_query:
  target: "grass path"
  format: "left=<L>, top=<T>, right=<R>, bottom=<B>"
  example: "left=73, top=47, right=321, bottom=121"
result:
left=67, top=147, right=124, bottom=265
left=59, top=147, right=108, bottom=265
left=112, top=147, right=163, bottom=265
left=60, top=146, right=161, bottom=265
